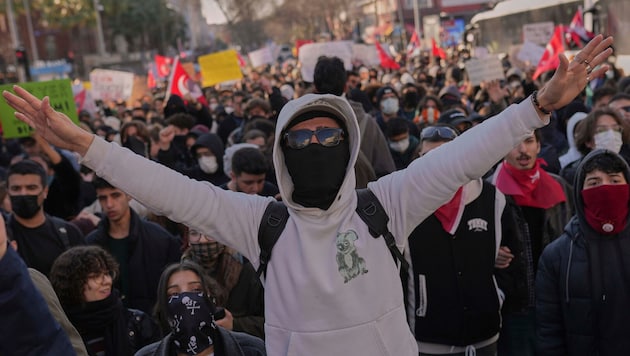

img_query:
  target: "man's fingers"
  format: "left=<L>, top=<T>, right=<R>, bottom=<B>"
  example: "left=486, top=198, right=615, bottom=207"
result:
left=14, top=112, right=36, bottom=128
left=13, top=85, right=43, bottom=110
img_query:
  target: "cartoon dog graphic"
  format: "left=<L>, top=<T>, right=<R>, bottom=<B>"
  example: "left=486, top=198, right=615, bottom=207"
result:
left=335, top=230, right=368, bottom=283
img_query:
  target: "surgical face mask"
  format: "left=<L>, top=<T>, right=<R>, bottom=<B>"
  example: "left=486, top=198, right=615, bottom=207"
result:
left=594, top=130, right=623, bottom=153
left=209, top=103, right=218, bottom=111
left=198, top=156, right=218, bottom=174
left=389, top=137, right=410, bottom=153
left=10, top=195, right=41, bottom=219
left=224, top=106, right=234, bottom=114
left=381, top=98, right=399, bottom=115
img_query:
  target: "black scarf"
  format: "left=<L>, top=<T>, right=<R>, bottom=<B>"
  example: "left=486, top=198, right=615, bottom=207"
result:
left=64, top=290, right=131, bottom=356
left=283, top=140, right=350, bottom=210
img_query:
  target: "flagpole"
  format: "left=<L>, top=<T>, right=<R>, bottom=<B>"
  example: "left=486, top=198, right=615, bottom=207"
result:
left=164, top=56, right=179, bottom=103
left=413, top=0, right=421, bottom=47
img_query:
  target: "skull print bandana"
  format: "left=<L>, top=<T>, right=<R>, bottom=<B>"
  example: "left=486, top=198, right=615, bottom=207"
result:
left=166, top=292, right=218, bottom=355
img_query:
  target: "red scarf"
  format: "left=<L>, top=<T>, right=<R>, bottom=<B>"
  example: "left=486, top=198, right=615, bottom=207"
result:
left=582, top=184, right=630, bottom=235
left=495, top=159, right=566, bottom=209
left=435, top=187, right=465, bottom=235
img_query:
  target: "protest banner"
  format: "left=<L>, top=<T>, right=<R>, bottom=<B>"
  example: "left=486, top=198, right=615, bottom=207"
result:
left=89, top=69, right=135, bottom=102
left=464, top=57, right=505, bottom=87
left=351, top=44, right=380, bottom=67
left=0, top=79, right=78, bottom=138
left=299, top=41, right=352, bottom=82
left=248, top=47, right=275, bottom=68
left=523, top=22, right=554, bottom=47
left=198, top=49, right=243, bottom=87
left=517, top=41, right=546, bottom=66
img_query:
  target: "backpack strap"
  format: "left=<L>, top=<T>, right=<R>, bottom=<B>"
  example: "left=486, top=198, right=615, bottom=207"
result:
left=256, top=201, right=289, bottom=279
left=355, top=188, right=409, bottom=271
left=49, top=216, right=70, bottom=250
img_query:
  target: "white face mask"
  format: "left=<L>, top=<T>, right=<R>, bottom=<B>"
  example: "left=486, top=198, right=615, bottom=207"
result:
left=381, top=98, right=399, bottom=115
left=389, top=137, right=410, bottom=153
left=594, top=130, right=623, bottom=153
left=224, top=106, right=234, bottom=114
left=199, top=156, right=218, bottom=174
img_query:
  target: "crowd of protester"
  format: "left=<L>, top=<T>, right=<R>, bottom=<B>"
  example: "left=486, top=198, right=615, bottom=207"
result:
left=1, top=34, right=629, bottom=355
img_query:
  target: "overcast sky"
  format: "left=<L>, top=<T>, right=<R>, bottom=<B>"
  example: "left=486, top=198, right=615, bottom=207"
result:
left=201, top=0, right=227, bottom=24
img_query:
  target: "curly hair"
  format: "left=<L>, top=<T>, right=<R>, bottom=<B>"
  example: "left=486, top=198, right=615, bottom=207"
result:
left=50, top=246, right=119, bottom=306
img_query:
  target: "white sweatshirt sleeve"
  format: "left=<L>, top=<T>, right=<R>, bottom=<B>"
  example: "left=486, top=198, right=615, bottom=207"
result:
left=81, top=138, right=273, bottom=263
left=368, top=98, right=548, bottom=245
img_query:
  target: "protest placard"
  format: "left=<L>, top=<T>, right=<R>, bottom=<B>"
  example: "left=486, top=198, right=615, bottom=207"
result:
left=523, top=22, right=554, bottom=47
left=248, top=47, right=275, bottom=68
left=299, top=41, right=353, bottom=82
left=351, top=44, right=380, bottom=67
left=464, top=57, right=505, bottom=87
left=89, top=69, right=135, bottom=102
left=517, top=41, right=546, bottom=66
left=0, top=79, right=78, bottom=138
left=198, top=49, right=243, bottom=87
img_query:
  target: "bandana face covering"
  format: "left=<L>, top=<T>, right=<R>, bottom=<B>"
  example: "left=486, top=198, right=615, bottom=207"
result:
left=496, top=159, right=566, bottom=209
left=283, top=140, right=350, bottom=210
left=166, top=292, right=217, bottom=356
left=581, top=184, right=630, bottom=235
left=190, top=242, right=224, bottom=272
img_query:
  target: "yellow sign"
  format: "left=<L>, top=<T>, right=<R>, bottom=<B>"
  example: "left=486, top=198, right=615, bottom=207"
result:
left=198, top=50, right=243, bottom=87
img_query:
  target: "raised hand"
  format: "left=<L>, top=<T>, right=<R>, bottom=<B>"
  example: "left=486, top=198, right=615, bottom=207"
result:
left=2, top=86, right=94, bottom=156
left=537, top=35, right=613, bottom=111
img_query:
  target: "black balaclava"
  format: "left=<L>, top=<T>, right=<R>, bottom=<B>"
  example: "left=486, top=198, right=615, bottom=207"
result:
left=282, top=110, right=350, bottom=210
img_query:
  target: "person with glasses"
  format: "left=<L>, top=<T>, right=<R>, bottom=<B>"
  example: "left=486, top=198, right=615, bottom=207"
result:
left=85, top=177, right=181, bottom=315
left=49, top=245, right=160, bottom=356
left=2, top=35, right=614, bottom=356
left=561, top=108, right=630, bottom=186
left=182, top=227, right=265, bottom=339
left=406, top=124, right=520, bottom=355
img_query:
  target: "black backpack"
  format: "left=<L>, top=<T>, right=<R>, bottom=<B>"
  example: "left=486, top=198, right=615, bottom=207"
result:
left=256, top=188, right=409, bottom=278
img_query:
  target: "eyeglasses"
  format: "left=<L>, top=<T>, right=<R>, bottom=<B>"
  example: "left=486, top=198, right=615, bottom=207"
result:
left=595, top=124, right=623, bottom=134
left=283, top=128, right=345, bottom=150
left=87, top=270, right=116, bottom=282
left=620, top=106, right=630, bottom=113
left=188, top=229, right=213, bottom=243
left=420, top=126, right=458, bottom=141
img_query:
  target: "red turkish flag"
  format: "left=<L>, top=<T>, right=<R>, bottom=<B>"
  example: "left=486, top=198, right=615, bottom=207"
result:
left=407, top=30, right=421, bottom=56
left=155, top=55, right=173, bottom=78
left=166, top=57, right=205, bottom=104
left=533, top=25, right=565, bottom=80
left=374, top=41, right=400, bottom=70
left=431, top=38, right=446, bottom=59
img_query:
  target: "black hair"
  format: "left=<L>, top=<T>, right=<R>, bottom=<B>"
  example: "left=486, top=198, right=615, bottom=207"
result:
left=92, top=177, right=115, bottom=190
left=582, top=152, right=627, bottom=176
left=610, top=92, right=630, bottom=104
left=232, top=147, right=269, bottom=176
left=313, top=56, right=347, bottom=96
left=154, top=261, right=215, bottom=333
left=8, top=159, right=47, bottom=187
left=385, top=118, right=410, bottom=138
left=592, top=86, right=618, bottom=105
left=166, top=113, right=196, bottom=130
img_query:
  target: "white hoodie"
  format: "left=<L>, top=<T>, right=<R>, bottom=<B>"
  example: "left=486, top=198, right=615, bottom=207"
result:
left=81, top=93, right=546, bottom=355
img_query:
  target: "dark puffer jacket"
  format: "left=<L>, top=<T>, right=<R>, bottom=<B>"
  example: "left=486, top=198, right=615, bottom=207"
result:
left=536, top=149, right=630, bottom=355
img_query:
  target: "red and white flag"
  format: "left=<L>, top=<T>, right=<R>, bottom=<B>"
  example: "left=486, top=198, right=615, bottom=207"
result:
left=533, top=25, right=565, bottom=80
left=374, top=41, right=400, bottom=70
left=155, top=55, right=173, bottom=78
left=566, top=7, right=594, bottom=48
left=431, top=38, right=446, bottom=59
left=165, top=57, right=206, bottom=104
left=407, top=30, right=421, bottom=57
left=147, top=67, right=156, bottom=89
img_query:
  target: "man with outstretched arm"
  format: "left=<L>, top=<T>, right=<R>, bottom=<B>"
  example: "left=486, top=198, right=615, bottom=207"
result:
left=3, top=36, right=613, bottom=356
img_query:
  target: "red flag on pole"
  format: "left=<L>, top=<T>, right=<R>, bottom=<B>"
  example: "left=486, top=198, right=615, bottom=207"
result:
left=155, top=55, right=173, bottom=78
left=533, top=25, right=565, bottom=80
left=567, top=7, right=594, bottom=48
left=407, top=30, right=421, bottom=57
left=147, top=68, right=156, bottom=89
left=374, top=41, right=400, bottom=70
left=165, top=57, right=206, bottom=104
left=236, top=52, right=247, bottom=68
left=431, top=38, right=446, bottom=59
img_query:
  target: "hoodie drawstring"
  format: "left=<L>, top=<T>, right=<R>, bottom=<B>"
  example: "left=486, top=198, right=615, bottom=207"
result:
left=465, top=345, right=476, bottom=356
left=565, top=239, right=574, bottom=303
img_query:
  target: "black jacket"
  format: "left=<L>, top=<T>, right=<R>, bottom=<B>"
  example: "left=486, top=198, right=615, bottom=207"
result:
left=86, top=209, right=181, bottom=314
left=536, top=150, right=630, bottom=355
left=45, top=153, right=82, bottom=219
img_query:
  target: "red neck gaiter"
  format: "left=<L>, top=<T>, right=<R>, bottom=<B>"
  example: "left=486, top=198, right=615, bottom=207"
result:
left=495, top=159, right=566, bottom=209
left=435, top=187, right=465, bottom=235
left=582, top=184, right=630, bottom=235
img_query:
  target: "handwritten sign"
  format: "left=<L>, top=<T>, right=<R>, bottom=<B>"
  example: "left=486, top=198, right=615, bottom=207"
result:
left=523, top=22, right=554, bottom=47
left=89, top=69, right=135, bottom=101
left=299, top=41, right=353, bottom=82
left=248, top=47, right=275, bottom=68
left=464, top=57, right=505, bottom=86
left=517, top=41, right=546, bottom=66
left=198, top=50, right=243, bottom=87
left=0, top=79, right=78, bottom=138
left=351, top=44, right=380, bottom=67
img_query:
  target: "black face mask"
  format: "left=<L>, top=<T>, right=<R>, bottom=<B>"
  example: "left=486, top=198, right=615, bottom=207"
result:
left=283, top=140, right=350, bottom=210
left=10, top=195, right=41, bottom=219
left=166, top=292, right=217, bottom=355
left=402, top=92, right=419, bottom=108
left=123, top=136, right=147, bottom=157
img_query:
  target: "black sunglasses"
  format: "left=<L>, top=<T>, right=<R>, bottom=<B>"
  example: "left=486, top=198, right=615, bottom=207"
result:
left=283, top=128, right=345, bottom=149
left=420, top=126, right=458, bottom=141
